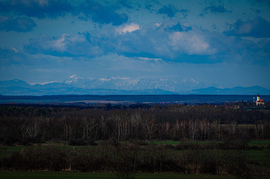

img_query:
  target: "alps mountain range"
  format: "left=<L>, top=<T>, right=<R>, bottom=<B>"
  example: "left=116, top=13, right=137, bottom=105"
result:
left=0, top=75, right=270, bottom=95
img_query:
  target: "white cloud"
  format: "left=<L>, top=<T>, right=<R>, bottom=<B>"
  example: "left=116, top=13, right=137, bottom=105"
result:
left=155, top=23, right=162, bottom=27
left=169, top=31, right=216, bottom=55
left=11, top=48, right=18, bottom=53
left=30, top=81, right=59, bottom=85
left=25, top=21, right=266, bottom=65
left=237, top=23, right=253, bottom=34
left=99, top=76, right=130, bottom=82
left=50, top=33, right=86, bottom=52
left=138, top=57, right=162, bottom=62
left=52, top=33, right=68, bottom=51
left=117, top=23, right=140, bottom=34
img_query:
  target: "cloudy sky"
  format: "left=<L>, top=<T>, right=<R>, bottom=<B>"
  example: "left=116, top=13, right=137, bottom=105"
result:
left=0, top=0, right=270, bottom=89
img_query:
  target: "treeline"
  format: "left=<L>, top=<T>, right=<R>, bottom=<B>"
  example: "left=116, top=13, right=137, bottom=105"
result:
left=2, top=141, right=270, bottom=178
left=0, top=104, right=270, bottom=145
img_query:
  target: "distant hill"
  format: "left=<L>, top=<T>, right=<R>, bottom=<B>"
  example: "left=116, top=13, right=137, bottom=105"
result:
left=0, top=78, right=270, bottom=95
left=0, top=79, right=31, bottom=88
left=0, top=79, right=174, bottom=95
left=190, top=86, right=270, bottom=95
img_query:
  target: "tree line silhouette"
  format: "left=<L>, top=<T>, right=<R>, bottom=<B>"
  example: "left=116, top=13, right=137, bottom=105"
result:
left=1, top=104, right=270, bottom=178
left=2, top=140, right=270, bottom=178
left=1, top=103, right=270, bottom=145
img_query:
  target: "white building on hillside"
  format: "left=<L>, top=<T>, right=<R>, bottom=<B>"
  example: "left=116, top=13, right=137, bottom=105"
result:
left=256, top=94, right=265, bottom=106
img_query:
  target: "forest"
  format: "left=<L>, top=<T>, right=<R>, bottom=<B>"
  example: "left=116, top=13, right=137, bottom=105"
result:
left=1, top=103, right=270, bottom=178
left=1, top=103, right=270, bottom=144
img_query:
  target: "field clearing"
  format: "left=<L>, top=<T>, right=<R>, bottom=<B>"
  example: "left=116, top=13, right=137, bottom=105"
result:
left=0, top=145, right=23, bottom=157
left=250, top=140, right=270, bottom=145
left=1, top=140, right=270, bottom=158
left=0, top=171, right=236, bottom=179
left=148, top=141, right=180, bottom=145
left=149, top=140, right=270, bottom=146
left=247, top=150, right=270, bottom=165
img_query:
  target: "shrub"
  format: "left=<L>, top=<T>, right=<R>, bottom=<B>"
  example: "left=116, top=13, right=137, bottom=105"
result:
left=175, top=141, right=201, bottom=150
left=163, top=144, right=175, bottom=150
left=68, top=139, right=87, bottom=146
left=2, top=147, right=68, bottom=171
left=86, top=139, right=98, bottom=146
left=129, top=139, right=148, bottom=146
left=248, top=145, right=264, bottom=150
left=199, top=150, right=222, bottom=174
left=2, top=136, right=18, bottom=146
left=219, top=138, right=249, bottom=150
left=99, top=138, right=120, bottom=146
left=222, top=150, right=253, bottom=178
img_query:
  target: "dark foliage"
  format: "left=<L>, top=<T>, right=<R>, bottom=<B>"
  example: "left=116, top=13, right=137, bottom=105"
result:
left=0, top=104, right=270, bottom=145
left=68, top=139, right=87, bottom=146
left=1, top=142, right=269, bottom=178
left=1, top=104, right=270, bottom=178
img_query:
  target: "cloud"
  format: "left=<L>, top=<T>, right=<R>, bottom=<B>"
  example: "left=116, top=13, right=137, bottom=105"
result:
left=0, top=16, right=36, bottom=32
left=0, top=0, right=72, bottom=19
left=157, top=4, right=188, bottom=18
left=114, top=23, right=222, bottom=62
left=169, top=31, right=215, bottom=55
left=22, top=20, right=270, bottom=65
left=138, top=57, right=162, bottom=62
left=117, top=23, right=140, bottom=34
left=23, top=23, right=220, bottom=63
left=79, top=1, right=128, bottom=26
left=0, top=47, right=29, bottom=66
left=25, top=33, right=103, bottom=57
left=163, top=22, right=192, bottom=32
left=200, top=4, right=231, bottom=16
left=225, top=17, right=270, bottom=38
left=1, top=0, right=128, bottom=25
left=145, top=4, right=154, bottom=11
left=158, top=4, right=178, bottom=17
left=0, top=48, right=18, bottom=59
left=118, top=0, right=133, bottom=9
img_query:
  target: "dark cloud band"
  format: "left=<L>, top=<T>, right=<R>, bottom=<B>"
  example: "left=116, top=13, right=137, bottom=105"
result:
left=0, top=16, right=36, bottom=32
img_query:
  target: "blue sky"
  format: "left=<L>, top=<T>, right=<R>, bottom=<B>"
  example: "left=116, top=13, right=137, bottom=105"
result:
left=0, top=0, right=270, bottom=89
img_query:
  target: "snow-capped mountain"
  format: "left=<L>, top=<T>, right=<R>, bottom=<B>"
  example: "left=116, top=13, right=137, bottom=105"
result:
left=1, top=75, right=269, bottom=95
left=61, top=75, right=204, bottom=92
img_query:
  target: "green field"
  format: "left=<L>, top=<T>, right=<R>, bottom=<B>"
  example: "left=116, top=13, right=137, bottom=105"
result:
left=1, top=140, right=270, bottom=162
left=0, top=145, right=23, bottom=157
left=249, top=141, right=270, bottom=145
left=247, top=150, right=270, bottom=165
left=0, top=172, right=236, bottom=179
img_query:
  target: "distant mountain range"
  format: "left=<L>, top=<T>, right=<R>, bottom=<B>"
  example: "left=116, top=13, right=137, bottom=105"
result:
left=191, top=86, right=270, bottom=95
left=0, top=75, right=270, bottom=95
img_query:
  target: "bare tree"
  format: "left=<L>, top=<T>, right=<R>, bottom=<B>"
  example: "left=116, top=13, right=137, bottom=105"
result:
left=130, top=112, right=142, bottom=138
left=21, top=118, right=41, bottom=138
left=142, top=115, right=157, bottom=140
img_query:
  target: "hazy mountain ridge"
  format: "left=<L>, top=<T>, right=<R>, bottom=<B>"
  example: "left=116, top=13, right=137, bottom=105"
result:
left=191, top=86, right=270, bottom=95
left=62, top=75, right=203, bottom=92
left=0, top=76, right=270, bottom=95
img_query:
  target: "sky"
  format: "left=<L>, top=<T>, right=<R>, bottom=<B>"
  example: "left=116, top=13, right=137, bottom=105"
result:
left=0, top=0, right=270, bottom=89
